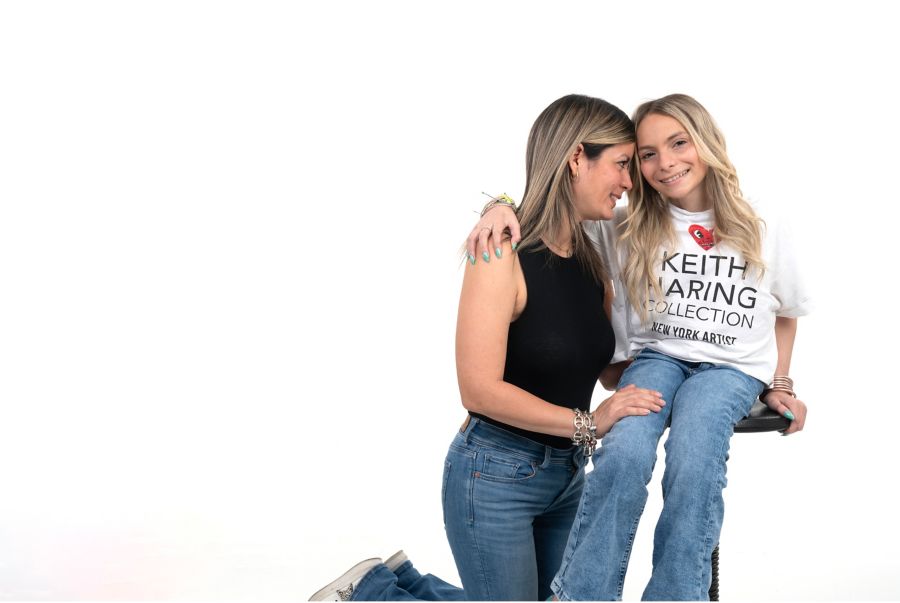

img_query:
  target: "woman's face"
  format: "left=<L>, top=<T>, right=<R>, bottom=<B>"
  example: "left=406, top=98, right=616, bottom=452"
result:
left=636, top=113, right=709, bottom=210
left=570, top=142, right=635, bottom=222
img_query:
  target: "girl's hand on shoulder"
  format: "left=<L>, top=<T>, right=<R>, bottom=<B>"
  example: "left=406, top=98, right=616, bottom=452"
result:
left=466, top=205, right=520, bottom=263
left=762, top=390, right=807, bottom=435
left=591, top=384, right=665, bottom=437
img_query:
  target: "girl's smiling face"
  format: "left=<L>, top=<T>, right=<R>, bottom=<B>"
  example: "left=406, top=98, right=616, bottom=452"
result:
left=637, top=113, right=709, bottom=211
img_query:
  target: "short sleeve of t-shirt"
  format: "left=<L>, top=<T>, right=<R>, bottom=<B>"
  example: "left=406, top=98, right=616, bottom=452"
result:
left=764, top=214, right=813, bottom=318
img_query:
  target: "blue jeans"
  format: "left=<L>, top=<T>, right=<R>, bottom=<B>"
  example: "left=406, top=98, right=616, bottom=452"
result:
left=552, top=349, right=765, bottom=601
left=443, top=417, right=587, bottom=600
left=351, top=559, right=466, bottom=601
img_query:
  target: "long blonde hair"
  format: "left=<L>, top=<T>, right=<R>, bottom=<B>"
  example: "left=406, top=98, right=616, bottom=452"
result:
left=621, top=94, right=765, bottom=321
left=517, top=94, right=634, bottom=285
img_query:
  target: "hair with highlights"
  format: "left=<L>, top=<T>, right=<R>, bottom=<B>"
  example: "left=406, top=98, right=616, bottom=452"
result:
left=516, top=94, right=634, bottom=285
left=621, top=93, right=765, bottom=321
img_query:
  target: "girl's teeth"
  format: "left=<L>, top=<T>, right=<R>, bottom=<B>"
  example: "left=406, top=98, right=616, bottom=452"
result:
left=663, top=170, right=688, bottom=184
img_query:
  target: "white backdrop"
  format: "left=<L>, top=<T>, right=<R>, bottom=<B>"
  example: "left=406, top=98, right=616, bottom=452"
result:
left=1, top=1, right=898, bottom=600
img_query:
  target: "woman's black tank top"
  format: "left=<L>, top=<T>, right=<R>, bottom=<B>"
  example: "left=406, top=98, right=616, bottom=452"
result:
left=471, top=246, right=615, bottom=449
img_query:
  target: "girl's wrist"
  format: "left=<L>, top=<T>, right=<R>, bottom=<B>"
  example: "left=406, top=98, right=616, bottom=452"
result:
left=761, top=375, right=795, bottom=400
left=480, top=193, right=517, bottom=216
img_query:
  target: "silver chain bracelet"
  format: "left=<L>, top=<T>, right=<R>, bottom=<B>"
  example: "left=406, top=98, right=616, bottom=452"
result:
left=572, top=409, right=597, bottom=457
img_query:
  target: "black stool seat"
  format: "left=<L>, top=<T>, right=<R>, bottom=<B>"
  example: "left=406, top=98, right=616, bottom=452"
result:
left=734, top=399, right=791, bottom=433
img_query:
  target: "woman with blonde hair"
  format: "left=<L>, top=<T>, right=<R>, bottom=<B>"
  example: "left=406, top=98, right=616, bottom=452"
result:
left=466, top=93, right=810, bottom=600
left=310, top=94, right=663, bottom=601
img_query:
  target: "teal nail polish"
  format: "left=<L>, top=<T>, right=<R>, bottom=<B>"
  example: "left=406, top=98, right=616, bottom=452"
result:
left=468, top=253, right=476, bottom=266
left=495, top=247, right=502, bottom=259
left=783, top=410, right=795, bottom=421
left=512, top=242, right=518, bottom=251
left=482, top=251, right=490, bottom=262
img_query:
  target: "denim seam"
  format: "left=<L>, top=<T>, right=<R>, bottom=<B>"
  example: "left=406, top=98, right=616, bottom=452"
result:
left=467, top=505, right=493, bottom=601
left=441, top=459, right=452, bottom=527
left=463, top=451, right=490, bottom=596
left=551, top=581, right=572, bottom=601
left=553, top=492, right=587, bottom=594
left=554, top=463, right=601, bottom=600
left=617, top=504, right=645, bottom=598
left=466, top=452, right=475, bottom=525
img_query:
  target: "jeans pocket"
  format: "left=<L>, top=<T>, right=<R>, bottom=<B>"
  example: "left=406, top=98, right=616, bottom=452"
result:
left=478, top=450, right=537, bottom=482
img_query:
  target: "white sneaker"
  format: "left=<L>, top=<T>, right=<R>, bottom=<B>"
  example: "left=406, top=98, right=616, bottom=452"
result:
left=384, top=550, right=409, bottom=573
left=309, top=558, right=382, bottom=601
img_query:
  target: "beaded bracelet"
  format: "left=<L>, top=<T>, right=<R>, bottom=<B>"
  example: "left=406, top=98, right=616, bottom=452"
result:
left=480, top=192, right=517, bottom=217
left=572, top=409, right=597, bottom=457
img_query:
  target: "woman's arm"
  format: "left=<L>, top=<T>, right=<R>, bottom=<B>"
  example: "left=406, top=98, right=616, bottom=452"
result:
left=456, top=238, right=576, bottom=437
left=456, top=242, right=663, bottom=438
left=761, top=316, right=807, bottom=434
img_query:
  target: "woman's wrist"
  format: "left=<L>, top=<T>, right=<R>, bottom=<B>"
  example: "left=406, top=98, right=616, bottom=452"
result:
left=572, top=409, right=597, bottom=457
left=590, top=407, right=611, bottom=439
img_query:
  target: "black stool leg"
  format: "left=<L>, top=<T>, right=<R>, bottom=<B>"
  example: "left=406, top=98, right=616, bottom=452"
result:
left=709, top=544, right=719, bottom=601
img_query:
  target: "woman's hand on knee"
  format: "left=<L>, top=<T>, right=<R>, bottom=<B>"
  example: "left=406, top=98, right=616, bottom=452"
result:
left=762, top=390, right=807, bottom=434
left=592, top=384, right=665, bottom=436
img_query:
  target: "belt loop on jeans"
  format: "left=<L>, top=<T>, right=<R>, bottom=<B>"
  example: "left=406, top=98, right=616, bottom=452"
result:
left=540, top=445, right=552, bottom=469
left=460, top=415, right=474, bottom=443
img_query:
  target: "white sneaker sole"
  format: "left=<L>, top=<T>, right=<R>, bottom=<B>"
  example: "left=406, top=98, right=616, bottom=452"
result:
left=309, top=557, right=382, bottom=601
left=384, top=550, right=408, bottom=573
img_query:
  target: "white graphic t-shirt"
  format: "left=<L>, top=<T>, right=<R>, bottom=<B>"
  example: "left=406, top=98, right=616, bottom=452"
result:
left=585, top=204, right=812, bottom=384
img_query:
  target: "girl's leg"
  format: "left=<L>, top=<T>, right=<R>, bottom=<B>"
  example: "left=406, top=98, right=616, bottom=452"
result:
left=642, top=365, right=764, bottom=601
left=552, top=350, right=686, bottom=601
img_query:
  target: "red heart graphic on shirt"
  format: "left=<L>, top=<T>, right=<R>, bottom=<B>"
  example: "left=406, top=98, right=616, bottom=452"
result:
left=689, top=224, right=715, bottom=250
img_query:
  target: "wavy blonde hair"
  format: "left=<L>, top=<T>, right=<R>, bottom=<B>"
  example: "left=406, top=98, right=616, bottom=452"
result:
left=621, top=94, right=765, bottom=322
left=517, top=94, right=634, bottom=286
